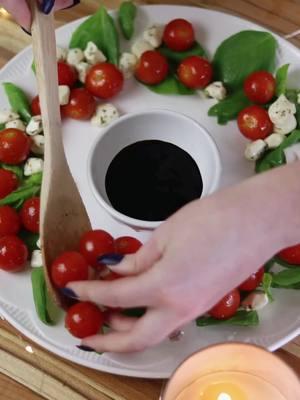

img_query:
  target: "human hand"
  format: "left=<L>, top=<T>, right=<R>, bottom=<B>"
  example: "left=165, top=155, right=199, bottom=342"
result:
left=0, top=0, right=79, bottom=30
left=67, top=162, right=300, bottom=353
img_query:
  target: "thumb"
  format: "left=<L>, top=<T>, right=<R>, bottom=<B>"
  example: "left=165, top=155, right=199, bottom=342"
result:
left=99, top=237, right=163, bottom=276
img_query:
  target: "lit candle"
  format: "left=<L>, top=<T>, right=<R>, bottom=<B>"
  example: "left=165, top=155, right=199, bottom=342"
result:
left=162, top=343, right=300, bottom=400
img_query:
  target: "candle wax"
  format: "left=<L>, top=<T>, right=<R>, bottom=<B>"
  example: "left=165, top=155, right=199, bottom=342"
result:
left=175, top=371, right=286, bottom=400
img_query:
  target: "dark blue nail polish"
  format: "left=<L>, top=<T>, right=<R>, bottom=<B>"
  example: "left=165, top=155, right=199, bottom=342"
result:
left=41, top=0, right=55, bottom=14
left=77, top=345, right=95, bottom=352
left=63, top=0, right=80, bottom=10
left=98, top=253, right=124, bottom=266
left=21, top=27, right=32, bottom=36
left=60, top=287, right=78, bottom=299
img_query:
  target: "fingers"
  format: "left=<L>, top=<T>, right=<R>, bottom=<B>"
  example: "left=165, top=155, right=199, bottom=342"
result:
left=82, top=308, right=180, bottom=353
left=107, top=313, right=137, bottom=332
left=1, top=0, right=31, bottom=30
left=108, top=236, right=163, bottom=276
left=67, top=273, right=158, bottom=308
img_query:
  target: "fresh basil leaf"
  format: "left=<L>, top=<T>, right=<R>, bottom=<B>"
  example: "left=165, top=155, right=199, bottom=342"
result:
left=143, top=74, right=195, bottom=95
left=273, top=256, right=300, bottom=269
left=196, top=310, right=259, bottom=327
left=119, top=1, right=137, bottom=40
left=31, top=268, right=60, bottom=325
left=213, top=30, right=277, bottom=91
left=0, top=173, right=42, bottom=207
left=159, top=42, right=206, bottom=64
left=122, top=308, right=146, bottom=318
left=98, top=6, right=120, bottom=65
left=0, top=163, right=24, bottom=182
left=208, top=89, right=251, bottom=124
left=262, top=273, right=274, bottom=302
left=3, top=82, right=32, bottom=123
left=256, top=129, right=300, bottom=173
left=272, top=268, right=300, bottom=287
left=286, top=89, right=300, bottom=127
left=19, top=230, right=39, bottom=253
left=0, top=123, right=4, bottom=131
left=275, top=64, right=289, bottom=97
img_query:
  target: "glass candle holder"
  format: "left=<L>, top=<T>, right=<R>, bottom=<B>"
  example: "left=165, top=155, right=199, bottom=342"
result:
left=162, top=343, right=300, bottom=400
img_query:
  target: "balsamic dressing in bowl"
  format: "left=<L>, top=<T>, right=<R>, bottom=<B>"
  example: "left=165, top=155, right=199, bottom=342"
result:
left=105, top=140, right=203, bottom=221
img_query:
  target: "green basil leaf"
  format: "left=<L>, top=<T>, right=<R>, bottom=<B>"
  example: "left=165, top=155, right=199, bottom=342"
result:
left=273, top=256, right=300, bottom=269
left=159, top=42, right=206, bottom=64
left=275, top=64, right=289, bottom=97
left=119, top=1, right=137, bottom=40
left=256, top=129, right=300, bottom=173
left=143, top=74, right=195, bottom=95
left=19, top=230, right=39, bottom=253
left=98, top=6, right=120, bottom=65
left=286, top=89, right=300, bottom=127
left=262, top=273, right=274, bottom=302
left=208, top=89, right=251, bottom=124
left=196, top=310, right=259, bottom=327
left=0, top=185, right=40, bottom=207
left=3, top=82, right=32, bottom=123
left=0, top=123, right=5, bottom=131
left=213, top=30, right=277, bottom=91
left=122, top=308, right=146, bottom=318
left=31, top=268, right=60, bottom=325
left=272, top=268, right=300, bottom=287
left=0, top=163, right=24, bottom=182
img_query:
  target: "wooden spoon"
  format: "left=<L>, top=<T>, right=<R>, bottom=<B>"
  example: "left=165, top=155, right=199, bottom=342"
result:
left=30, top=1, right=91, bottom=306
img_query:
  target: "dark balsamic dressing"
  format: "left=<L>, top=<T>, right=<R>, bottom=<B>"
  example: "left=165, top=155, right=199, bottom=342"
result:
left=105, top=140, right=203, bottom=221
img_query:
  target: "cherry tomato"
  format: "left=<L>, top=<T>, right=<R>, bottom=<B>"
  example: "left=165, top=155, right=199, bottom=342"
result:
left=163, top=18, right=195, bottom=51
left=0, top=169, right=18, bottom=199
left=20, top=197, right=40, bottom=233
left=278, top=243, right=300, bottom=265
left=244, top=71, right=275, bottom=104
left=65, top=301, right=104, bottom=339
left=177, top=56, right=213, bottom=89
left=79, top=229, right=114, bottom=268
left=0, top=235, right=28, bottom=271
left=0, top=128, right=31, bottom=165
left=85, top=63, right=124, bottom=99
left=51, top=251, right=89, bottom=288
left=209, top=289, right=240, bottom=320
left=0, top=206, right=21, bottom=237
left=61, top=88, right=96, bottom=120
left=239, top=267, right=264, bottom=291
left=57, top=62, right=78, bottom=87
left=31, top=95, right=41, bottom=115
left=135, top=50, right=169, bottom=85
left=115, top=236, right=142, bottom=255
left=237, top=105, right=273, bottom=140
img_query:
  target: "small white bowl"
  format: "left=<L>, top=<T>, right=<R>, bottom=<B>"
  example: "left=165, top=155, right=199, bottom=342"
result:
left=87, top=109, right=221, bottom=230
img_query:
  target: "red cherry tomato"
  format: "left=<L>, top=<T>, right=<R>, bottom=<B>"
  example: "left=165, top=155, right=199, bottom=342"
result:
left=61, top=88, right=96, bottom=120
left=65, top=301, right=104, bottom=339
left=239, top=267, right=264, bottom=291
left=79, top=229, right=114, bottom=268
left=51, top=251, right=89, bottom=288
left=57, top=62, right=78, bottom=87
left=135, top=51, right=169, bottom=85
left=244, top=71, right=275, bottom=104
left=20, top=197, right=40, bottom=233
left=237, top=105, right=273, bottom=140
left=31, top=95, right=41, bottom=115
left=0, top=235, right=28, bottom=271
left=85, top=63, right=124, bottom=99
left=115, top=236, right=142, bottom=255
left=177, top=56, right=213, bottom=89
left=163, top=18, right=195, bottom=51
left=0, top=206, right=21, bottom=237
left=0, top=169, right=18, bottom=199
left=0, top=128, right=31, bottom=165
left=209, top=289, right=240, bottom=320
left=278, top=243, right=300, bottom=265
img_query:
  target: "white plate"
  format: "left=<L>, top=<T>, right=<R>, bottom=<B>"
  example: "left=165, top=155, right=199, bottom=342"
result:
left=0, top=5, right=300, bottom=379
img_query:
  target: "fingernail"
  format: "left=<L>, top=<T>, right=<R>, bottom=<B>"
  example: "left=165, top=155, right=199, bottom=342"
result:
left=41, top=0, right=55, bottom=14
left=21, top=27, right=32, bottom=36
left=76, top=345, right=95, bottom=352
left=60, top=287, right=78, bottom=299
left=98, top=254, right=124, bottom=266
left=63, top=0, right=81, bottom=10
